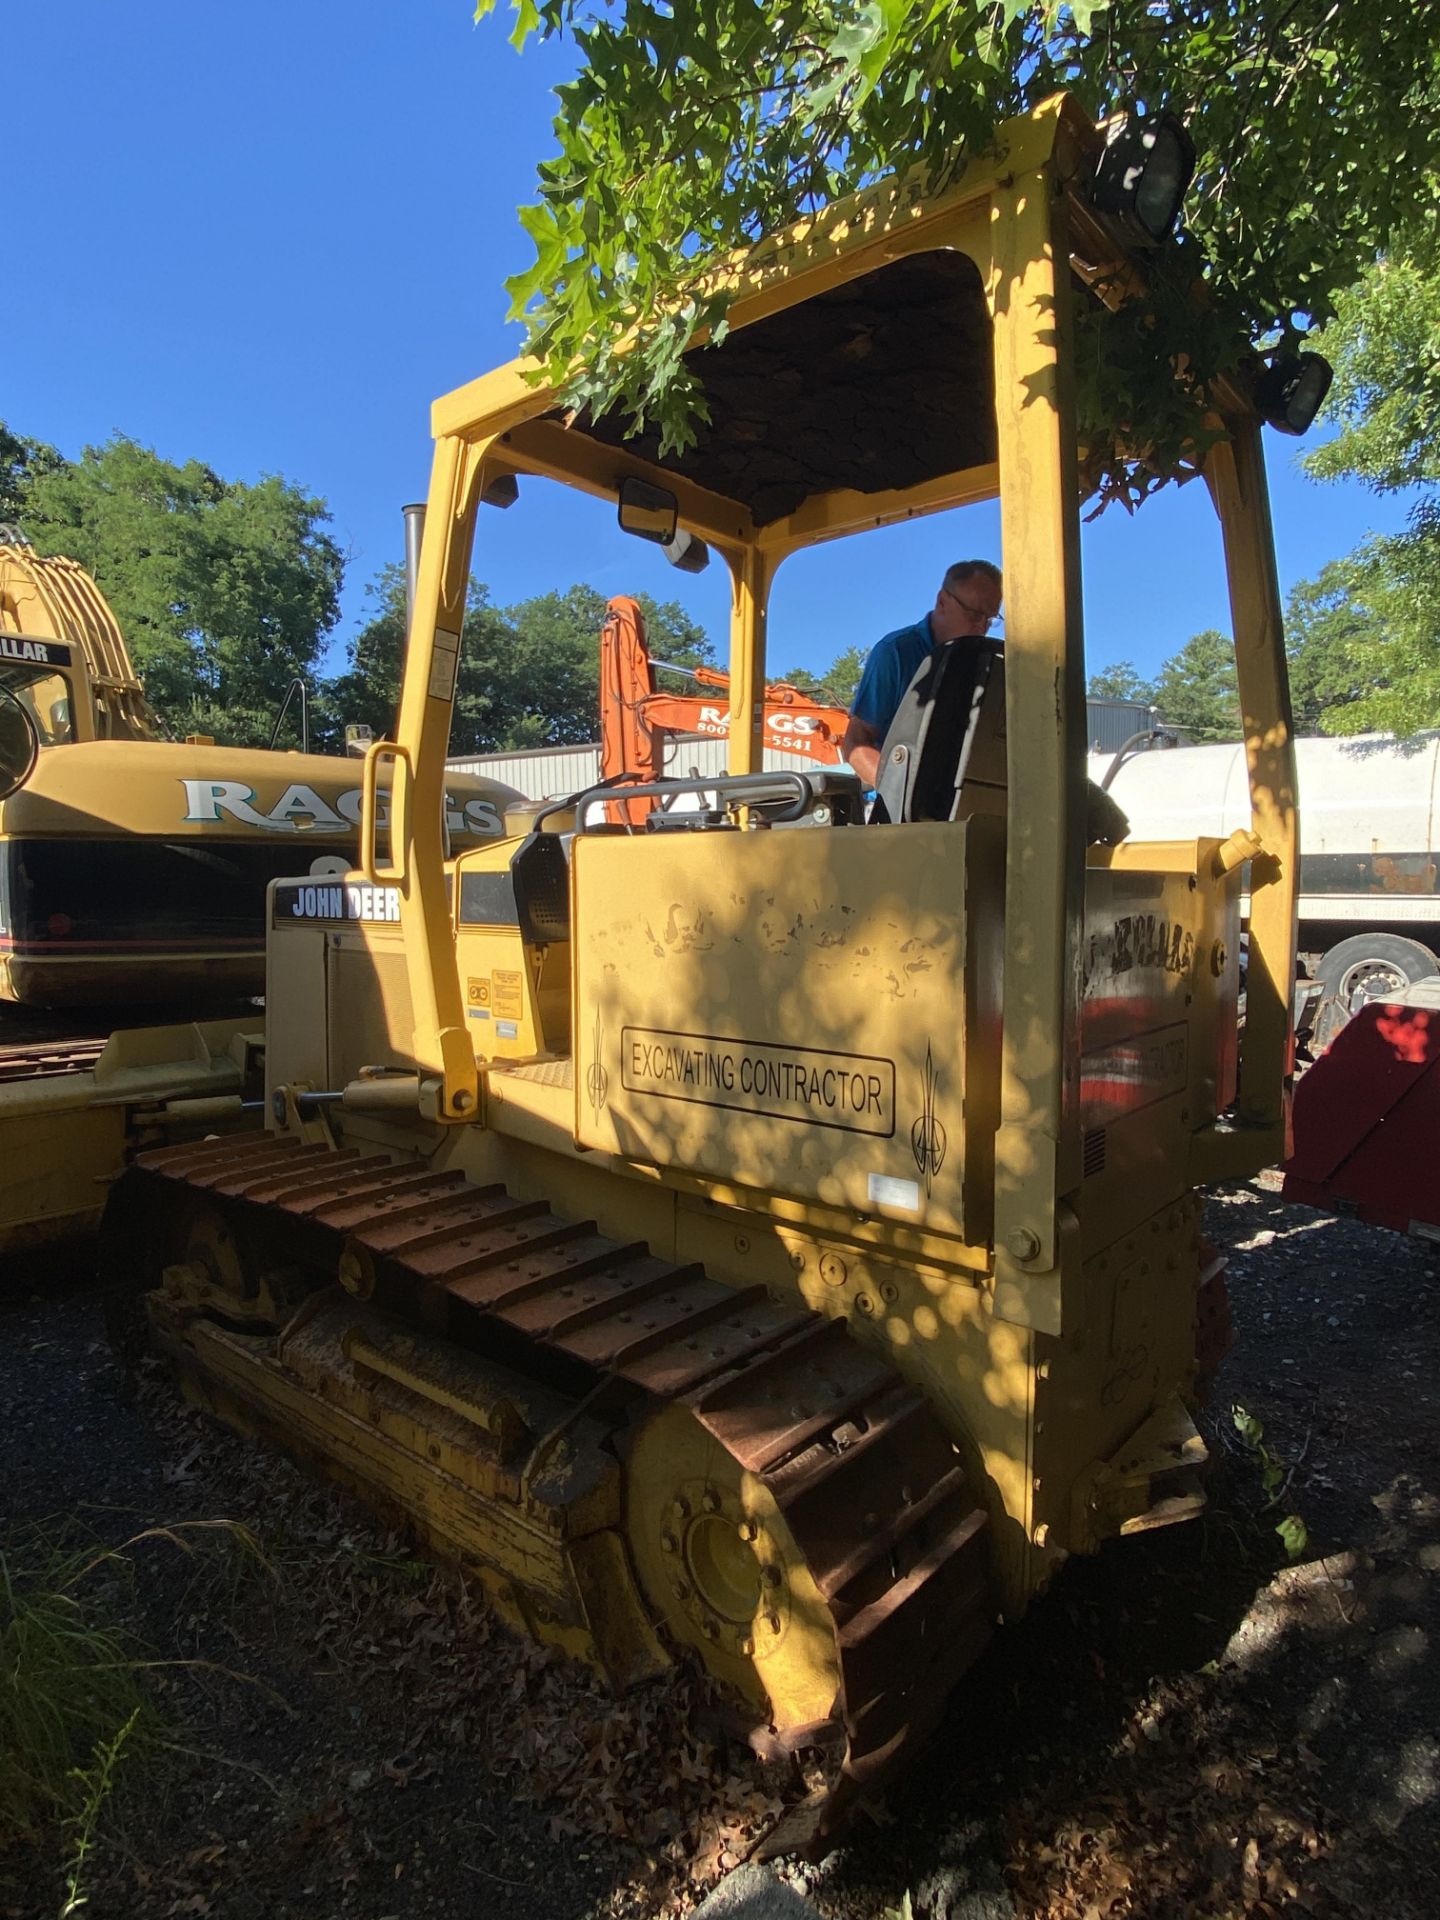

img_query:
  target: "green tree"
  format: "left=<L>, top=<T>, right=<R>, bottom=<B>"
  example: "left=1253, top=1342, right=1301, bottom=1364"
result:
left=778, top=645, right=867, bottom=709
left=17, top=434, right=343, bottom=746
left=502, top=584, right=619, bottom=746
left=1289, top=529, right=1440, bottom=738
left=331, top=569, right=718, bottom=755
left=1305, top=255, right=1440, bottom=500
left=1295, top=251, right=1440, bottom=734
left=321, top=562, right=411, bottom=745
left=0, top=423, right=65, bottom=526
left=1087, top=661, right=1155, bottom=704
left=1151, top=629, right=1239, bottom=741
left=1283, top=559, right=1395, bottom=735
left=326, top=565, right=529, bottom=755
left=476, top=0, right=1440, bottom=506
left=631, top=594, right=716, bottom=674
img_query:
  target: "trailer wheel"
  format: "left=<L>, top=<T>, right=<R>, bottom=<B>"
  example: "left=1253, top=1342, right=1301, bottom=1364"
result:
left=1312, top=932, right=1440, bottom=1051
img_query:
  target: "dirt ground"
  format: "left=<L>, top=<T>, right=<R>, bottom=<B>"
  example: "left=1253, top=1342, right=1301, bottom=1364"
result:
left=2, top=1176, right=1437, bottom=1920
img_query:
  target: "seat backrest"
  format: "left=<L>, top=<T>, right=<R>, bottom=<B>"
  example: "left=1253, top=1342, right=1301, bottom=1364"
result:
left=458, top=830, right=572, bottom=946
left=871, top=639, right=1007, bottom=824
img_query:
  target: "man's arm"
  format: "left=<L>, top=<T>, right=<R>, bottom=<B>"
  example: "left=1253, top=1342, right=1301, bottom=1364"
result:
left=842, top=714, right=881, bottom=789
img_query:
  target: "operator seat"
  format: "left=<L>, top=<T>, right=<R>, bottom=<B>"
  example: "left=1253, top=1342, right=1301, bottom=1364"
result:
left=869, top=641, right=1129, bottom=842
left=870, top=639, right=1006, bottom=825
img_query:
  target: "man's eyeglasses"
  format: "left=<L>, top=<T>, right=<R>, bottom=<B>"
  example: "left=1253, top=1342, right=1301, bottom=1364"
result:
left=942, top=587, right=1003, bottom=629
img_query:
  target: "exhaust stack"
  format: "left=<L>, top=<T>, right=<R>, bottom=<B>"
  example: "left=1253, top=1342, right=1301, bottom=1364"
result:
left=402, top=502, right=427, bottom=630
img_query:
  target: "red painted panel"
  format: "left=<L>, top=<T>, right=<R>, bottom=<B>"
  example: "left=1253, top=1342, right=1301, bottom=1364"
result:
left=1283, top=1000, right=1440, bottom=1236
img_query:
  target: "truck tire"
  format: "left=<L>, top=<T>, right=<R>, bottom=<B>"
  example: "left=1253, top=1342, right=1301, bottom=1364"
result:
left=1312, top=932, right=1440, bottom=1052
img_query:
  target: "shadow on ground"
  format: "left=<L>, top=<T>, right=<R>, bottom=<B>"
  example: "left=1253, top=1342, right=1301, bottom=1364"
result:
left=1, top=1180, right=1436, bottom=1919
left=798, top=1181, right=1440, bottom=1920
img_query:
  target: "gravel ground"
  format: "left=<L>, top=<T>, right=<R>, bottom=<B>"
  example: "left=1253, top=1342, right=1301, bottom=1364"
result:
left=1, top=1177, right=1437, bottom=1919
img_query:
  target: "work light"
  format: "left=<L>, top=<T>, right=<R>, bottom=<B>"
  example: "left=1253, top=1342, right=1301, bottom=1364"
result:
left=480, top=473, right=520, bottom=509
left=663, top=528, right=710, bottom=574
left=1254, top=352, right=1334, bottom=436
left=1092, top=111, right=1196, bottom=245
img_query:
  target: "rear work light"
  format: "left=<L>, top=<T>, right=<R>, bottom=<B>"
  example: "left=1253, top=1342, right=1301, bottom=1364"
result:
left=1255, top=352, right=1334, bottom=436
left=1092, top=111, right=1196, bottom=245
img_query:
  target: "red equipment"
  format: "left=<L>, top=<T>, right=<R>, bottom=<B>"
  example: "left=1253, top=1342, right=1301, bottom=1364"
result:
left=1281, top=986, right=1440, bottom=1241
left=598, top=595, right=849, bottom=826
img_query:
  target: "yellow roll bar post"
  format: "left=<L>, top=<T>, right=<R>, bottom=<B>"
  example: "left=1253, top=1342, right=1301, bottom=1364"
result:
left=986, top=148, right=1088, bottom=1337
left=1196, top=415, right=1299, bottom=1174
left=724, top=545, right=774, bottom=778
left=369, top=432, right=486, bottom=1120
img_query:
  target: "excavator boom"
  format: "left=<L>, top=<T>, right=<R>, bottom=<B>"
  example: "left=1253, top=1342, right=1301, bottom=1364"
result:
left=598, top=595, right=849, bottom=822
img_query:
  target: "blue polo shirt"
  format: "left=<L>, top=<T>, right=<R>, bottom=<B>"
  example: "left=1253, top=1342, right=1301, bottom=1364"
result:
left=850, top=613, right=939, bottom=744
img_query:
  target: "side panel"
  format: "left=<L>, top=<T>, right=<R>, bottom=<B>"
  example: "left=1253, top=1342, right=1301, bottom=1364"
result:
left=0, top=1103, right=125, bottom=1252
left=265, top=881, right=332, bottom=1105
left=1079, top=846, right=1241, bottom=1249
left=572, top=820, right=1002, bottom=1244
left=267, top=876, right=430, bottom=1093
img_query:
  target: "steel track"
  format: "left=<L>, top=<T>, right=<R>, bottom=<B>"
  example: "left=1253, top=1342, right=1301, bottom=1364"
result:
left=124, top=1130, right=995, bottom=1852
left=0, top=1033, right=106, bottom=1085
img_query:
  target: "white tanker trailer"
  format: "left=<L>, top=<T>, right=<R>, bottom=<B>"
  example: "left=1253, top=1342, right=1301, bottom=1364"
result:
left=1091, top=733, right=1440, bottom=1046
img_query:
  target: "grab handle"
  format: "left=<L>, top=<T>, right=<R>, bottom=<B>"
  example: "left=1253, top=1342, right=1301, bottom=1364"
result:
left=359, top=741, right=412, bottom=885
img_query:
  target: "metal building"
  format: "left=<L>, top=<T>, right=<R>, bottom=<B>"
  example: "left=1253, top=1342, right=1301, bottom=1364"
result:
left=447, top=733, right=819, bottom=800
left=448, top=697, right=1161, bottom=800
left=1084, top=696, right=1163, bottom=755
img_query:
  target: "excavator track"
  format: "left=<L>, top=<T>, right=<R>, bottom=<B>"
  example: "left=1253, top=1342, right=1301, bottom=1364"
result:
left=0, top=1033, right=106, bottom=1084
left=113, top=1130, right=995, bottom=1854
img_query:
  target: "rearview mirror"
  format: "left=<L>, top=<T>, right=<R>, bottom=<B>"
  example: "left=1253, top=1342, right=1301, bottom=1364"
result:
left=0, top=687, right=40, bottom=800
left=617, top=477, right=679, bottom=546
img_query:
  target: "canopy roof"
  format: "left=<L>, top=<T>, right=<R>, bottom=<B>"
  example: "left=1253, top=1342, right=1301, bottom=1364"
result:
left=578, top=249, right=994, bottom=526
left=432, top=97, right=1223, bottom=546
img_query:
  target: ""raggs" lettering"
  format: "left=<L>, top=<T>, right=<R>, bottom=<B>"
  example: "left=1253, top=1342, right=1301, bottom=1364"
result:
left=181, top=780, right=503, bottom=837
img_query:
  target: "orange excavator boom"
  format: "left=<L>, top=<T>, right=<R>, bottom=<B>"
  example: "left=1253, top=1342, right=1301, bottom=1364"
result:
left=598, top=595, right=849, bottom=824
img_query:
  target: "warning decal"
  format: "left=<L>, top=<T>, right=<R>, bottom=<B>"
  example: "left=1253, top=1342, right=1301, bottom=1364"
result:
left=491, top=969, right=524, bottom=1020
left=427, top=626, right=461, bottom=702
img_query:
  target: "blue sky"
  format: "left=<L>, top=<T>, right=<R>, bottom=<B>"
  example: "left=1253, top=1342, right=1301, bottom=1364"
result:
left=10, top=1, right=1413, bottom=693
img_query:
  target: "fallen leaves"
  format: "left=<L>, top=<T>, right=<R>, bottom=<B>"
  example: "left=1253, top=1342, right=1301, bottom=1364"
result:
left=94, top=1387, right=809, bottom=1918
left=1007, top=1660, right=1339, bottom=1919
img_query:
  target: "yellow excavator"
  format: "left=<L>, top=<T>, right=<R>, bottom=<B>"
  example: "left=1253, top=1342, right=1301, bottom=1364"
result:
left=0, top=536, right=518, bottom=1008
left=96, top=96, right=1320, bottom=1848
left=0, top=537, right=521, bottom=1256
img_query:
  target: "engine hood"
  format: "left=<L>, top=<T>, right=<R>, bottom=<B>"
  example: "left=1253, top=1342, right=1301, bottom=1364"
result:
left=0, top=739, right=523, bottom=843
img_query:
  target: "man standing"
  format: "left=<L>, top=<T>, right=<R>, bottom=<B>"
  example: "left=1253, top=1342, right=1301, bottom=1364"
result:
left=841, top=560, right=1003, bottom=788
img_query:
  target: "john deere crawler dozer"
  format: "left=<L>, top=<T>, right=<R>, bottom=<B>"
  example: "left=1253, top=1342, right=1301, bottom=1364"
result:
left=102, top=97, right=1307, bottom=1847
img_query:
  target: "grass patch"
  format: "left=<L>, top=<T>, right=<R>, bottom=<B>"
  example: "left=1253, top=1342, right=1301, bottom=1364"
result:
left=0, top=1531, right=158, bottom=1846
left=0, top=1518, right=266, bottom=1905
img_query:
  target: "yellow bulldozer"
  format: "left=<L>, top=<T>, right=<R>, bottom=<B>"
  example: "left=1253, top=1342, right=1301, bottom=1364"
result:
left=93, top=97, right=1315, bottom=1848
